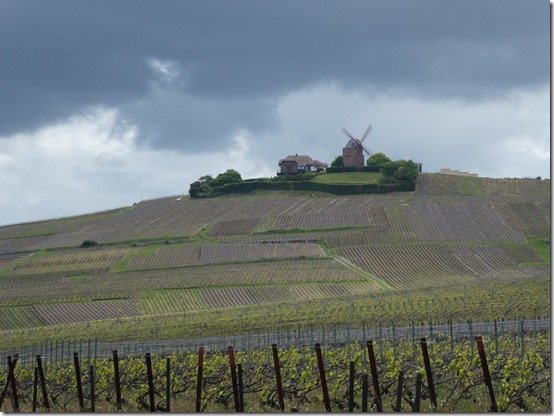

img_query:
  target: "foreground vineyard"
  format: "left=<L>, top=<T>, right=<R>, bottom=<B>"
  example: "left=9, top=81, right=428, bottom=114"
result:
left=1, top=332, right=549, bottom=412
left=0, top=277, right=548, bottom=351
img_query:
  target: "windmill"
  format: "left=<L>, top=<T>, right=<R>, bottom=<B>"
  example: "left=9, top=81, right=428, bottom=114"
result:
left=341, top=123, right=373, bottom=167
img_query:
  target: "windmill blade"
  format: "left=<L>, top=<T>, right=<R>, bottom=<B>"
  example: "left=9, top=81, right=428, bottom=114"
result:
left=361, top=144, right=373, bottom=156
left=361, top=124, right=372, bottom=142
left=341, top=128, right=358, bottom=143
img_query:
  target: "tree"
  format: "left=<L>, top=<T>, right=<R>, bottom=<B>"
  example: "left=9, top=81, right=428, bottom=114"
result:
left=380, top=159, right=419, bottom=183
left=366, top=152, right=392, bottom=169
left=211, top=169, right=243, bottom=187
left=189, top=174, right=214, bottom=197
left=393, top=160, right=419, bottom=183
left=330, top=155, right=344, bottom=167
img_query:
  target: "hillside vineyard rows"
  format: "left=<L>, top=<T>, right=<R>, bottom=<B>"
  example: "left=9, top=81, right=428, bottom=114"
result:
left=0, top=174, right=550, bottom=353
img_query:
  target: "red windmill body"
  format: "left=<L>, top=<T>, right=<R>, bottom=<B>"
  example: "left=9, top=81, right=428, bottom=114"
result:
left=341, top=124, right=373, bottom=167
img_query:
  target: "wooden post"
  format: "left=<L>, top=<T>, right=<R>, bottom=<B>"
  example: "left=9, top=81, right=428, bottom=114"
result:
left=89, top=365, right=96, bottom=412
left=32, top=367, right=38, bottom=412
left=412, top=373, right=422, bottom=412
left=195, top=347, right=204, bottom=412
left=36, top=355, right=50, bottom=410
left=314, top=343, right=331, bottom=412
left=73, top=352, right=85, bottom=412
left=394, top=370, right=403, bottom=412
left=0, top=356, right=16, bottom=410
left=145, top=353, right=156, bottom=412
left=237, top=363, right=245, bottom=412
left=348, top=361, right=355, bottom=412
left=7, top=356, right=19, bottom=412
left=166, top=357, right=171, bottom=412
left=361, top=374, right=368, bottom=413
left=366, top=340, right=383, bottom=412
left=113, top=350, right=122, bottom=412
left=271, top=344, right=285, bottom=411
left=475, top=336, right=498, bottom=412
left=419, top=338, right=437, bottom=411
left=227, top=346, right=240, bottom=413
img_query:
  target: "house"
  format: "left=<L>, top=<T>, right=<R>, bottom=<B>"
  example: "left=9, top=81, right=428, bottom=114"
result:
left=277, top=154, right=327, bottom=175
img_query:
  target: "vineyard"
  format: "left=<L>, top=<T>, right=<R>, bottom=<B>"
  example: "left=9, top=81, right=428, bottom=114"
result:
left=0, top=173, right=550, bottom=365
left=0, top=329, right=550, bottom=412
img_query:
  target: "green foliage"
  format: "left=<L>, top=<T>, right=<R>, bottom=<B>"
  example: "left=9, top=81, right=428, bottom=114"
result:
left=330, top=155, right=344, bottom=167
left=211, top=169, right=243, bottom=187
left=527, top=238, right=550, bottom=264
left=188, top=175, right=213, bottom=197
left=3, top=333, right=550, bottom=412
left=80, top=240, right=98, bottom=248
left=366, top=152, right=392, bottom=169
left=190, top=170, right=243, bottom=197
left=381, top=159, right=419, bottom=183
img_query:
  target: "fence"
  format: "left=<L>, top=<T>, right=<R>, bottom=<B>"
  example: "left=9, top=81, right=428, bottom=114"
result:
left=2, top=317, right=549, bottom=366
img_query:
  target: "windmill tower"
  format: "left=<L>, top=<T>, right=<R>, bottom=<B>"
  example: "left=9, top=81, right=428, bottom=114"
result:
left=341, top=123, right=373, bottom=167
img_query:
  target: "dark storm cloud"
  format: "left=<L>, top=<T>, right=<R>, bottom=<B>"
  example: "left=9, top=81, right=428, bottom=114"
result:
left=0, top=0, right=548, bottom=149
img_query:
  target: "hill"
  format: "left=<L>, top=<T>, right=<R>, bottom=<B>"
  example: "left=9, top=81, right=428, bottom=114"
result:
left=0, top=173, right=550, bottom=350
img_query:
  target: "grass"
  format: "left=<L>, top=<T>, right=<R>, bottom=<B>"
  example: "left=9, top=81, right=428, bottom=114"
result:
left=524, top=237, right=551, bottom=265
left=529, top=237, right=550, bottom=261
left=252, top=225, right=372, bottom=235
left=310, top=171, right=383, bottom=184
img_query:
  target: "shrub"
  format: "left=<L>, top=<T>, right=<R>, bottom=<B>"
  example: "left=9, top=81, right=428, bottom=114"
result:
left=211, top=169, right=243, bottom=187
left=330, top=155, right=344, bottom=167
left=366, top=152, right=392, bottom=169
left=80, top=240, right=98, bottom=248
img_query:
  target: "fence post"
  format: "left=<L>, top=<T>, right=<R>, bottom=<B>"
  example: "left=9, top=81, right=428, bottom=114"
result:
left=412, top=373, right=422, bottom=412
left=494, top=320, right=498, bottom=354
left=113, top=350, right=122, bottom=412
left=7, top=355, right=19, bottom=412
left=475, top=336, right=498, bottom=412
left=449, top=320, right=454, bottom=355
left=519, top=319, right=525, bottom=358
left=36, top=355, right=50, bottom=410
left=366, top=340, right=382, bottom=412
left=89, top=365, right=95, bottom=412
left=73, top=352, right=85, bottom=412
left=395, top=370, right=403, bottom=412
left=237, top=363, right=245, bottom=412
left=227, top=346, right=240, bottom=413
left=195, top=347, right=204, bottom=412
left=32, top=367, right=38, bottom=412
left=361, top=373, right=368, bottom=412
left=419, top=338, right=437, bottom=411
left=145, top=353, right=156, bottom=412
left=271, top=344, right=285, bottom=411
left=348, top=361, right=355, bottom=412
left=314, top=343, right=331, bottom=412
left=166, top=357, right=171, bottom=412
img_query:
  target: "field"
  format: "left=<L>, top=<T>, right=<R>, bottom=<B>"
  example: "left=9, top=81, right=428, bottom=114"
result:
left=310, top=171, right=383, bottom=184
left=0, top=173, right=550, bottom=353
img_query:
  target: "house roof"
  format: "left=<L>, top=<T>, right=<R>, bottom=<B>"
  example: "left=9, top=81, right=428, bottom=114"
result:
left=278, top=154, right=315, bottom=166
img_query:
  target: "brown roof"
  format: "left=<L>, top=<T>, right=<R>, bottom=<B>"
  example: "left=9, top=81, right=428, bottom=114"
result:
left=278, top=154, right=315, bottom=166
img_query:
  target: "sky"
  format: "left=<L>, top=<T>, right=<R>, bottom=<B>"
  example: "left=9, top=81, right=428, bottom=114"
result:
left=0, top=0, right=550, bottom=225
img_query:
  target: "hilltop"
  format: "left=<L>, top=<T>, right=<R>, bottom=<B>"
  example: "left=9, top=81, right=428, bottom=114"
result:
left=0, top=173, right=550, bottom=350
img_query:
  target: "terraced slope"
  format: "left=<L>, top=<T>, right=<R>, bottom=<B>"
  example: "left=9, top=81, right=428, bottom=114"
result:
left=0, top=173, right=550, bottom=350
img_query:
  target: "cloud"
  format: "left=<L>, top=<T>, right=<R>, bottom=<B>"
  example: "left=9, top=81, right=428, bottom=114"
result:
left=249, top=82, right=550, bottom=179
left=0, top=108, right=271, bottom=225
left=148, top=57, right=187, bottom=87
